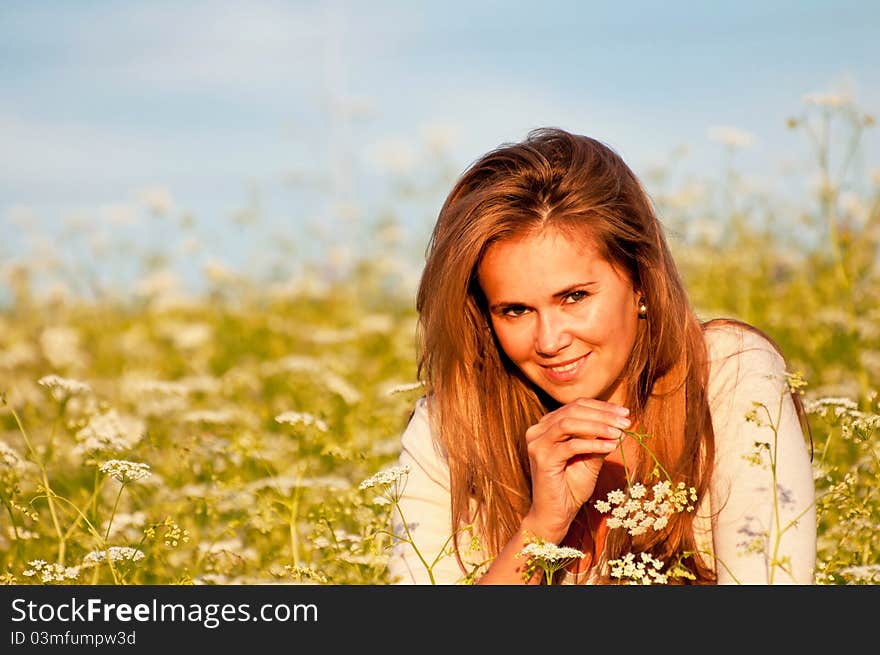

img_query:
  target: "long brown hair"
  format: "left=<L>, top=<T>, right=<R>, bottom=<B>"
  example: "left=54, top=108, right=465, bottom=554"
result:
left=417, top=127, right=727, bottom=582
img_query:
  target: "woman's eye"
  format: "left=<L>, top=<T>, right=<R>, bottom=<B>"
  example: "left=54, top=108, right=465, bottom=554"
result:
left=502, top=305, right=528, bottom=317
left=565, top=290, right=588, bottom=303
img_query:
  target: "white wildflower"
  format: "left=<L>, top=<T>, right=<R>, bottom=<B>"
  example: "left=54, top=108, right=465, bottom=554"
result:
left=37, top=374, right=92, bottom=402
left=74, top=410, right=145, bottom=455
left=22, top=560, right=81, bottom=583
left=519, top=541, right=586, bottom=564
left=358, top=465, right=411, bottom=491
left=385, top=381, right=424, bottom=395
left=838, top=564, right=880, bottom=584
left=0, top=441, right=25, bottom=471
left=275, top=411, right=329, bottom=432
left=595, top=481, right=696, bottom=536
left=629, top=483, right=647, bottom=499
left=99, top=459, right=152, bottom=483
left=608, top=552, right=669, bottom=585
left=517, top=537, right=586, bottom=585
left=82, top=547, right=145, bottom=566
left=804, top=396, right=859, bottom=417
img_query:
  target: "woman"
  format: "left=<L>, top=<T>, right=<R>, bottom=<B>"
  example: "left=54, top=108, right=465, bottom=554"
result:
left=388, top=128, right=816, bottom=584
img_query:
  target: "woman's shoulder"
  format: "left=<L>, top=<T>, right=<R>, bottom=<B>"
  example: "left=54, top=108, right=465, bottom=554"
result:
left=702, top=318, right=789, bottom=392
left=702, top=318, right=785, bottom=365
left=399, top=395, right=449, bottom=466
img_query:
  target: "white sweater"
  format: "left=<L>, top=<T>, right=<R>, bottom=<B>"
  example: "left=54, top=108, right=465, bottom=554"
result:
left=388, top=323, right=817, bottom=585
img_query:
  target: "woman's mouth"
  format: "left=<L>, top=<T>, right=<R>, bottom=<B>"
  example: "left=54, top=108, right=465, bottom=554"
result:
left=541, top=354, right=588, bottom=383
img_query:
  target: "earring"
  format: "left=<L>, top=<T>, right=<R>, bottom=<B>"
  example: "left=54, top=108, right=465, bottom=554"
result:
left=637, top=298, right=648, bottom=319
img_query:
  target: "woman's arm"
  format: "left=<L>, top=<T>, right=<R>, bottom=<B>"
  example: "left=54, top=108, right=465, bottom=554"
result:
left=387, top=398, right=477, bottom=584
left=706, top=325, right=817, bottom=584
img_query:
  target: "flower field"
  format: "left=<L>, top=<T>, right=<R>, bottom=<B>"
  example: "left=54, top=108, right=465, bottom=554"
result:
left=1, top=97, right=878, bottom=584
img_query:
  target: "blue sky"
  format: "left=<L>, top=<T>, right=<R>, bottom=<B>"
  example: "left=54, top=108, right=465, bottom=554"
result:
left=2, top=0, right=878, bottom=298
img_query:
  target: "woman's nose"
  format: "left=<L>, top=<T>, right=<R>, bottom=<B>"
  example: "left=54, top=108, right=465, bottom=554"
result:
left=534, top=312, right=573, bottom=356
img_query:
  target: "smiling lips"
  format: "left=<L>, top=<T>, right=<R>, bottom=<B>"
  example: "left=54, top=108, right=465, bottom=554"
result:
left=541, top=353, right=589, bottom=383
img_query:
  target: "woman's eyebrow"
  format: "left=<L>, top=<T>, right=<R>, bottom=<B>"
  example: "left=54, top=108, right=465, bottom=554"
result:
left=551, top=281, right=597, bottom=299
left=488, top=281, right=597, bottom=310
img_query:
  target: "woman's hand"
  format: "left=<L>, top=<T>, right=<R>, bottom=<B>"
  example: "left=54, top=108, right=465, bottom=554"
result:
left=522, top=397, right=631, bottom=543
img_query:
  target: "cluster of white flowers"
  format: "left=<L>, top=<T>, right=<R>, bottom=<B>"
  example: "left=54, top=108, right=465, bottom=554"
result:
left=519, top=541, right=586, bottom=564
left=385, top=381, right=424, bottom=396
left=516, top=537, right=586, bottom=584
left=275, top=411, right=329, bottom=432
left=74, top=410, right=145, bottom=455
left=37, top=374, right=92, bottom=402
left=0, top=440, right=25, bottom=471
left=21, top=560, right=81, bottom=583
left=804, top=396, right=859, bottom=417
left=595, top=481, right=697, bottom=536
left=358, top=464, right=411, bottom=491
left=82, top=547, right=145, bottom=566
left=838, top=564, right=880, bottom=584
left=608, top=552, right=669, bottom=584
left=99, top=459, right=152, bottom=483
left=805, top=396, right=880, bottom=441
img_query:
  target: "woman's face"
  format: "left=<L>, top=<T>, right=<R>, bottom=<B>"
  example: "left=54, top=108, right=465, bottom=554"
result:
left=477, top=227, right=641, bottom=406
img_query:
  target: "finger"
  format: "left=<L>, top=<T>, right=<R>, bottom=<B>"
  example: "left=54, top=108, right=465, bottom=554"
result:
left=570, top=397, right=631, bottom=417
left=528, top=435, right=618, bottom=471
left=526, top=419, right=625, bottom=446
left=560, top=438, right=619, bottom=458
left=538, top=399, right=631, bottom=427
left=550, top=415, right=631, bottom=441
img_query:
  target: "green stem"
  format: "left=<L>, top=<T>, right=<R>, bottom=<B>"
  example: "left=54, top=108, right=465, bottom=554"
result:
left=4, top=401, right=67, bottom=564
left=390, top=497, right=436, bottom=584
left=288, top=474, right=303, bottom=567
left=105, top=483, right=126, bottom=541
